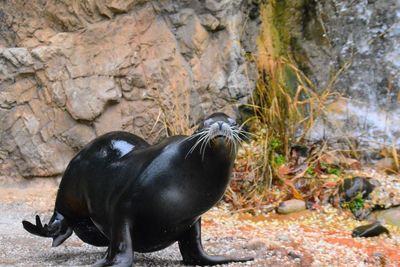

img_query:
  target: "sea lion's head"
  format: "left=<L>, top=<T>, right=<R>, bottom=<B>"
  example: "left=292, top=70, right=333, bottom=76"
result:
left=198, top=112, right=238, bottom=139
left=186, top=113, right=243, bottom=158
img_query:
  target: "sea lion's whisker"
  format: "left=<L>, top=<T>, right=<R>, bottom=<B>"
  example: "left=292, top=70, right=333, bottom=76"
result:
left=186, top=132, right=209, bottom=157
left=177, top=130, right=207, bottom=145
left=231, top=129, right=242, bottom=138
left=231, top=133, right=244, bottom=151
left=231, top=132, right=239, bottom=154
left=201, top=133, right=213, bottom=161
left=230, top=128, right=240, bottom=138
left=227, top=135, right=236, bottom=155
left=196, top=134, right=209, bottom=151
left=186, top=132, right=208, bottom=155
left=188, top=131, right=209, bottom=152
left=225, top=130, right=234, bottom=153
left=232, top=133, right=244, bottom=144
left=237, top=128, right=256, bottom=137
left=178, top=135, right=195, bottom=145
left=187, top=130, right=207, bottom=140
left=200, top=133, right=211, bottom=160
left=232, top=128, right=246, bottom=140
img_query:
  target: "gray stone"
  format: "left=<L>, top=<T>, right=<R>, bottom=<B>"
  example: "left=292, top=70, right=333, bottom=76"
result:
left=277, top=199, right=306, bottom=215
left=339, top=177, right=375, bottom=202
left=63, top=76, right=122, bottom=121
left=205, top=0, right=233, bottom=12
left=170, top=9, right=195, bottom=27
left=244, top=238, right=267, bottom=250
left=369, top=207, right=400, bottom=227
left=31, top=46, right=62, bottom=63
left=276, top=234, right=290, bottom=242
left=106, top=0, right=138, bottom=13
left=198, top=14, right=221, bottom=31
left=49, top=81, right=66, bottom=107
left=62, top=124, right=96, bottom=150
left=1, top=48, right=33, bottom=67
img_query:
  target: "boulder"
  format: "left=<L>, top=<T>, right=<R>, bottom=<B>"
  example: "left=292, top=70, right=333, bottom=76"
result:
left=277, top=199, right=306, bottom=215
left=369, top=207, right=400, bottom=227
left=339, top=177, right=375, bottom=202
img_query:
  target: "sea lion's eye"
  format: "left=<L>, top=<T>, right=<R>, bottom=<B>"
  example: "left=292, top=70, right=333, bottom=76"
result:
left=204, top=119, right=214, bottom=127
left=227, top=118, right=237, bottom=126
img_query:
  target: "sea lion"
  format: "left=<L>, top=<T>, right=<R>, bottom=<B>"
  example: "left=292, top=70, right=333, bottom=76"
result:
left=22, top=113, right=253, bottom=266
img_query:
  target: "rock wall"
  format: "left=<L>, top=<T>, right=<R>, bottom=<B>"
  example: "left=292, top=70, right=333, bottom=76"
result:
left=0, top=0, right=259, bottom=178
left=279, top=0, right=400, bottom=149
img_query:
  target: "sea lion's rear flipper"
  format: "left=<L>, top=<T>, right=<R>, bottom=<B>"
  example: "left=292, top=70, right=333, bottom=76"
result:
left=22, top=215, right=50, bottom=237
left=22, top=212, right=73, bottom=247
left=51, top=227, right=73, bottom=247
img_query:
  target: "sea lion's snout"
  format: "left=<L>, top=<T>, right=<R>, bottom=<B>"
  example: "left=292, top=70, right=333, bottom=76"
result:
left=200, top=113, right=238, bottom=140
left=186, top=113, right=242, bottom=158
left=209, top=121, right=233, bottom=140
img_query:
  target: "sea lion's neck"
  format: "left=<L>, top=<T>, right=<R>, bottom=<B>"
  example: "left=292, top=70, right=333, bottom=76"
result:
left=181, top=135, right=236, bottom=191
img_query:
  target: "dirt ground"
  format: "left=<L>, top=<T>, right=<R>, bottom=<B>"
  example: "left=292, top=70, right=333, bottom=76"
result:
left=0, top=177, right=399, bottom=267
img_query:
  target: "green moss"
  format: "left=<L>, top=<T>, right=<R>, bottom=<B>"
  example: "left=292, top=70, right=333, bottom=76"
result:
left=258, top=0, right=306, bottom=92
left=270, top=138, right=283, bottom=151
left=273, top=154, right=286, bottom=166
left=283, top=65, right=298, bottom=95
left=327, top=166, right=341, bottom=176
left=341, top=192, right=365, bottom=213
left=258, top=0, right=328, bottom=85
left=306, top=166, right=315, bottom=176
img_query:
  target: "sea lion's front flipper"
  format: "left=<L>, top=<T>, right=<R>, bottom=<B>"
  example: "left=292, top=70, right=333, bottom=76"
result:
left=94, top=219, right=133, bottom=267
left=178, top=218, right=254, bottom=266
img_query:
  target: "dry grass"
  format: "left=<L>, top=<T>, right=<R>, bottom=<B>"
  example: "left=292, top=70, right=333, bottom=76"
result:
left=225, top=2, right=342, bottom=210
left=151, top=2, right=399, bottom=211
left=225, top=1, right=400, bottom=211
left=150, top=82, right=195, bottom=138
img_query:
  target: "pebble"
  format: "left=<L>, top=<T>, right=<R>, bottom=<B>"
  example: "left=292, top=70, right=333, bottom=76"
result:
left=244, top=238, right=267, bottom=250
left=276, top=234, right=290, bottom=242
left=3, top=176, right=400, bottom=266
left=287, top=251, right=301, bottom=259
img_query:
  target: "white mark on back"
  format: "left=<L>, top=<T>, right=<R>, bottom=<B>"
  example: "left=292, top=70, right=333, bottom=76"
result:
left=111, top=140, right=135, bottom=158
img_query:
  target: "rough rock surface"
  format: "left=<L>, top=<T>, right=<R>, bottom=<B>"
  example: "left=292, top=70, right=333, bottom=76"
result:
left=0, top=0, right=259, bottom=177
left=264, top=1, right=400, bottom=148
left=366, top=169, right=400, bottom=209
left=297, top=1, right=400, bottom=148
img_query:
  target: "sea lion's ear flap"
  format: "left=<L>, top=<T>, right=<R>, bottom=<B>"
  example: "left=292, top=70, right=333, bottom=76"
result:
left=195, top=116, right=204, bottom=126
left=193, top=116, right=205, bottom=133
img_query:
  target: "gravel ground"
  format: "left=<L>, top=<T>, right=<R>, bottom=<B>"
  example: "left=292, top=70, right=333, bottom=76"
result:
left=0, top=177, right=399, bottom=267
